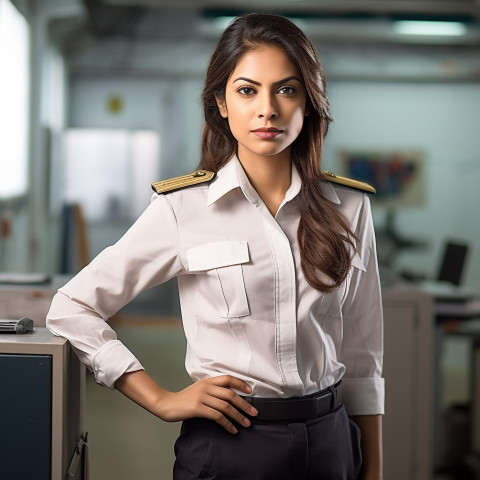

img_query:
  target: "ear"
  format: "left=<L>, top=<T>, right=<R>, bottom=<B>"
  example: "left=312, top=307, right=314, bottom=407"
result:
left=215, top=95, right=228, bottom=118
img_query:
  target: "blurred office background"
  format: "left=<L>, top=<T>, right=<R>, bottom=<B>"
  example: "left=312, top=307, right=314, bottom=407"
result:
left=1, top=0, right=480, bottom=478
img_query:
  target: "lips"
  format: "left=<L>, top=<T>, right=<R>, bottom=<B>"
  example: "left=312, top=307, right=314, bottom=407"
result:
left=252, top=127, right=283, bottom=139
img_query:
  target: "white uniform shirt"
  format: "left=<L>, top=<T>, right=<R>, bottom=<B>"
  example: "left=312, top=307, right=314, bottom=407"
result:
left=47, top=156, right=384, bottom=416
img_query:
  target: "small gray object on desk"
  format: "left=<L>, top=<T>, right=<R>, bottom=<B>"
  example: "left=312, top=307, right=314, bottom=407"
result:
left=0, top=317, right=34, bottom=334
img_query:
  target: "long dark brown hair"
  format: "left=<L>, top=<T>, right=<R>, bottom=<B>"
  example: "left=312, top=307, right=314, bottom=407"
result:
left=199, top=13, right=356, bottom=292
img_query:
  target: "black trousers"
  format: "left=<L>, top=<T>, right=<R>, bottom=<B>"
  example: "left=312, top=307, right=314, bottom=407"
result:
left=173, top=404, right=362, bottom=480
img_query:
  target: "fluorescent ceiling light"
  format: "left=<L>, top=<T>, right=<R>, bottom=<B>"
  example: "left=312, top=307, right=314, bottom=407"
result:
left=394, top=20, right=467, bottom=37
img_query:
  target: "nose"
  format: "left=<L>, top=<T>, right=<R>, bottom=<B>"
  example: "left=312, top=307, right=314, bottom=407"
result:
left=257, top=93, right=278, bottom=119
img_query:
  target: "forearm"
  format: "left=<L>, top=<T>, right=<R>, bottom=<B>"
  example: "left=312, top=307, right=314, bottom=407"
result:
left=114, top=370, right=258, bottom=434
left=114, top=369, right=169, bottom=418
left=350, top=414, right=383, bottom=480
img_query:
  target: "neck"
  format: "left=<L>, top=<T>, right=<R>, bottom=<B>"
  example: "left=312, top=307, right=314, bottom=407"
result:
left=237, top=148, right=292, bottom=216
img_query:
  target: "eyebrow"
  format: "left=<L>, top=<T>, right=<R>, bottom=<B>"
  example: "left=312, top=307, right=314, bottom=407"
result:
left=232, top=76, right=303, bottom=86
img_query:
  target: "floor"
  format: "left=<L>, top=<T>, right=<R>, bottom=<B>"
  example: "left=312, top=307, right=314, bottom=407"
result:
left=85, top=320, right=475, bottom=480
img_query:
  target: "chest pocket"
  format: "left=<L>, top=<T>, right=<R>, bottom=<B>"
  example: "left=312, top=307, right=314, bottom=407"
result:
left=187, top=241, right=250, bottom=318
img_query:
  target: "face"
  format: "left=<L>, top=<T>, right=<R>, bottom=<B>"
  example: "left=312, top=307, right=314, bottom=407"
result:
left=216, top=44, right=309, bottom=162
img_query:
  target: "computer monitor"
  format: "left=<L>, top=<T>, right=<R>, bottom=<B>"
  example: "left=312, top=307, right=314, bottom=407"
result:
left=437, top=241, right=470, bottom=286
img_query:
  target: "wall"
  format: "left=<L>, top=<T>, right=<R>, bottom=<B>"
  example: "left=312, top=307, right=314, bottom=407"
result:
left=324, top=82, right=480, bottom=288
left=69, top=74, right=204, bottom=178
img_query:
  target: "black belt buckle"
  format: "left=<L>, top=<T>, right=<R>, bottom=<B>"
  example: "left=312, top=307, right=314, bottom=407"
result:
left=327, top=384, right=338, bottom=411
left=313, top=387, right=336, bottom=419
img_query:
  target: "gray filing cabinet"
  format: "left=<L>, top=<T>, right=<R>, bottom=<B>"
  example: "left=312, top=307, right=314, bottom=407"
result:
left=382, top=286, right=435, bottom=480
left=0, top=328, right=86, bottom=480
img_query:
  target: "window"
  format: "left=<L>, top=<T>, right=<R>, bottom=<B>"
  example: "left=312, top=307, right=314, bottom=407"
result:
left=63, top=129, right=160, bottom=221
left=0, top=0, right=30, bottom=199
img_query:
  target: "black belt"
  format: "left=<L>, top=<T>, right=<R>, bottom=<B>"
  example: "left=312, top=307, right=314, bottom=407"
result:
left=242, top=382, right=341, bottom=422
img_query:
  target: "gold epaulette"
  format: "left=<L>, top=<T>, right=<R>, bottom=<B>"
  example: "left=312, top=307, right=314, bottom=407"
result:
left=151, top=170, right=216, bottom=195
left=322, top=171, right=376, bottom=194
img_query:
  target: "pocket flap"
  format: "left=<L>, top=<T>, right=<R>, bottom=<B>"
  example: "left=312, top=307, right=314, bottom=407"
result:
left=351, top=253, right=366, bottom=272
left=187, top=241, right=249, bottom=272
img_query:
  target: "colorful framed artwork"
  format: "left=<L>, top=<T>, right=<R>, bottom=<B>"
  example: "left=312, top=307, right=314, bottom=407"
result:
left=338, top=149, right=426, bottom=207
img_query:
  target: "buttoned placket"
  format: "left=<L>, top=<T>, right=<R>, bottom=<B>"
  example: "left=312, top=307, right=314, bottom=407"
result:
left=237, top=163, right=304, bottom=396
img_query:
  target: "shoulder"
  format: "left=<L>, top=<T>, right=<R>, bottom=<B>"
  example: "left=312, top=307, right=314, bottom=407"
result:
left=322, top=171, right=376, bottom=195
left=151, top=170, right=216, bottom=195
left=321, top=171, right=374, bottom=227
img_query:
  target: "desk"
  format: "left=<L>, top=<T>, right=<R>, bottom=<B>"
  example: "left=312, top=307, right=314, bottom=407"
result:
left=435, top=299, right=480, bottom=470
left=0, top=275, right=70, bottom=326
left=0, top=328, right=86, bottom=479
left=436, top=299, right=480, bottom=320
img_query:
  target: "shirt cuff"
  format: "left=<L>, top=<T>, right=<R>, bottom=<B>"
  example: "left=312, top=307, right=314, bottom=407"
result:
left=341, top=377, right=385, bottom=415
left=91, top=339, right=144, bottom=389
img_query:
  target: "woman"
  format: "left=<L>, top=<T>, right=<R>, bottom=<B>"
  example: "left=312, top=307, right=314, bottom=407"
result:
left=47, top=13, right=383, bottom=480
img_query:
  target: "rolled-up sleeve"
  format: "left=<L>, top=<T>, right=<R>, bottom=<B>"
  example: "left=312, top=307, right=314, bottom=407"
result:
left=340, top=194, right=384, bottom=415
left=46, top=194, right=184, bottom=389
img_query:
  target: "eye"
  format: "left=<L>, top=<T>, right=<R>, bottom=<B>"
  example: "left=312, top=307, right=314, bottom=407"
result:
left=277, top=86, right=296, bottom=96
left=237, top=86, right=256, bottom=96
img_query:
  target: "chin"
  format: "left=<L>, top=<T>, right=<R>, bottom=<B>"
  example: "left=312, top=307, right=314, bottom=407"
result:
left=255, top=144, right=291, bottom=156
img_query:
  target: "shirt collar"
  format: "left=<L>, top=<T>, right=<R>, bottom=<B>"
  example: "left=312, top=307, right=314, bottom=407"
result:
left=207, top=155, right=304, bottom=207
left=236, top=157, right=260, bottom=206
left=320, top=180, right=341, bottom=204
left=206, top=156, right=242, bottom=206
left=285, top=162, right=302, bottom=202
left=207, top=155, right=340, bottom=206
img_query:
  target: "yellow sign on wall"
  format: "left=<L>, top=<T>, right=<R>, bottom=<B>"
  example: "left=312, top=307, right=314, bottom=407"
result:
left=107, top=95, right=124, bottom=115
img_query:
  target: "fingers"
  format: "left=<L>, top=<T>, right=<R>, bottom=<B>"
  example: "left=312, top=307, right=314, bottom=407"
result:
left=201, top=404, right=239, bottom=434
left=199, top=376, right=259, bottom=433
left=209, top=375, right=253, bottom=395
left=208, top=391, right=255, bottom=425
left=160, top=376, right=259, bottom=434
left=202, top=399, right=247, bottom=434
left=209, top=384, right=258, bottom=418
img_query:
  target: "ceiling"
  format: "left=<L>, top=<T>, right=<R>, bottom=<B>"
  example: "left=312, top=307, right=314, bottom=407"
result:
left=83, top=0, right=480, bottom=40
left=52, top=0, right=480, bottom=81
left=100, top=0, right=480, bottom=16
